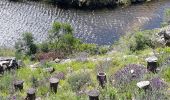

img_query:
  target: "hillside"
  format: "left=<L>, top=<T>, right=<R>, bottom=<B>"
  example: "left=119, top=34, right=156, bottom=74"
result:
left=0, top=23, right=170, bottom=99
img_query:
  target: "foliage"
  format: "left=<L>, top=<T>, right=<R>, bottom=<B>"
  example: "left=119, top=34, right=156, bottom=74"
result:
left=68, top=72, right=91, bottom=91
left=129, top=31, right=154, bottom=52
left=164, top=9, right=170, bottom=23
left=163, top=67, right=170, bottom=82
left=15, top=32, right=37, bottom=57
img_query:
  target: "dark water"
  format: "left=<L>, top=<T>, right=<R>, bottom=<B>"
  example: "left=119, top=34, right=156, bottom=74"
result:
left=0, top=0, right=170, bottom=47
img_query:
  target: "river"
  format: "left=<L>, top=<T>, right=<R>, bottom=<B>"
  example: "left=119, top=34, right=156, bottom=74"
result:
left=0, top=0, right=170, bottom=47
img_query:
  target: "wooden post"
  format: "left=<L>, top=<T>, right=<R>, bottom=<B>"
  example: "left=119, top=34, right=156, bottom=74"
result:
left=49, top=78, right=59, bottom=93
left=145, top=56, right=158, bottom=73
left=97, top=72, right=107, bottom=88
left=88, top=90, right=99, bottom=100
left=26, top=88, right=36, bottom=100
left=14, top=80, right=24, bottom=91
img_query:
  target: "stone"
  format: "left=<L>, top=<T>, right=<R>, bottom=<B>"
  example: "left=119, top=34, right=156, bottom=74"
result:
left=166, top=40, right=170, bottom=46
left=97, top=72, right=107, bottom=88
left=130, top=69, right=134, bottom=74
left=49, top=78, right=59, bottom=93
left=9, top=59, right=18, bottom=69
left=53, top=72, right=65, bottom=80
left=44, top=67, right=55, bottom=73
left=54, top=58, right=61, bottom=63
left=30, top=62, right=40, bottom=69
left=87, top=90, right=99, bottom=100
left=137, top=81, right=150, bottom=89
left=164, top=30, right=170, bottom=40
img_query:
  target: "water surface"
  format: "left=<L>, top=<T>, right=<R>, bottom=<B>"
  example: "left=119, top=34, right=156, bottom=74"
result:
left=0, top=0, right=170, bottom=47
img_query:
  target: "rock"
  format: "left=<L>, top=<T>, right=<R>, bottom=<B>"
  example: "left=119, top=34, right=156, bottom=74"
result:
left=137, top=81, right=150, bottom=89
left=54, top=58, right=61, bottom=63
left=30, top=62, right=40, bottom=70
left=166, top=40, right=170, bottom=46
left=53, top=72, right=65, bottom=80
left=43, top=67, right=55, bottom=73
left=35, top=97, right=41, bottom=100
left=164, top=30, right=170, bottom=40
left=9, top=59, right=18, bottom=69
left=130, top=69, right=134, bottom=74
left=61, top=59, right=72, bottom=64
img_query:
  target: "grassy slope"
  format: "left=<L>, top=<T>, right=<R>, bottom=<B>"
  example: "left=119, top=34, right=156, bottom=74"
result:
left=0, top=29, right=170, bottom=99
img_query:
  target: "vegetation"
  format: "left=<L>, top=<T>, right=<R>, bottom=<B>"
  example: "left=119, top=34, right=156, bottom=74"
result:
left=15, top=22, right=109, bottom=61
left=1, top=17, right=170, bottom=100
left=8, top=0, right=152, bottom=9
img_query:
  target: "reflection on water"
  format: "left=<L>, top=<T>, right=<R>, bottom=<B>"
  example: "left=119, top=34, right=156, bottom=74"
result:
left=0, top=0, right=170, bottom=47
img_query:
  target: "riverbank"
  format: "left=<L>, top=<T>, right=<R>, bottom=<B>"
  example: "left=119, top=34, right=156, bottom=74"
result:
left=9, top=0, right=151, bottom=9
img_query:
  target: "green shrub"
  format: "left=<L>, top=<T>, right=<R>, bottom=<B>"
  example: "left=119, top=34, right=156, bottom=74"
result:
left=164, top=9, right=170, bottom=23
left=100, top=85, right=118, bottom=100
left=39, top=42, right=49, bottom=53
left=130, top=31, right=154, bottom=52
left=163, top=67, right=170, bottom=82
left=15, top=32, right=37, bottom=57
left=79, top=43, right=98, bottom=55
left=56, top=33, right=81, bottom=54
left=0, top=72, right=13, bottom=96
left=68, top=72, right=91, bottom=91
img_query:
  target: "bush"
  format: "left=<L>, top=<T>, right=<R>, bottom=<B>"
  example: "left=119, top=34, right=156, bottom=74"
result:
left=39, top=42, right=49, bottom=53
left=68, top=72, right=91, bottom=91
left=163, top=67, right=170, bottom=82
left=130, top=31, right=154, bottom=52
left=15, top=32, right=37, bottom=57
left=78, top=43, right=98, bottom=55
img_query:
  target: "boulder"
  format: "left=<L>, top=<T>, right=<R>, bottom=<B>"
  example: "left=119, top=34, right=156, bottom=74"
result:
left=53, top=72, right=65, bottom=80
left=54, top=58, right=61, bottom=63
left=164, top=30, right=170, bottom=40
left=30, top=62, right=40, bottom=70
left=43, top=67, right=55, bottom=73
left=137, top=81, right=150, bottom=89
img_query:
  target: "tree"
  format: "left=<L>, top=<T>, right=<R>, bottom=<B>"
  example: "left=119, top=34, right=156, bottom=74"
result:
left=15, top=32, right=37, bottom=56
